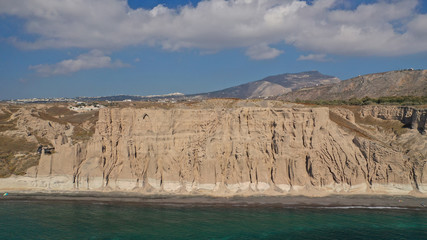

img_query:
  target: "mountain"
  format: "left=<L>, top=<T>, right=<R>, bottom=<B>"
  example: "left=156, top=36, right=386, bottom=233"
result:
left=69, top=71, right=340, bottom=102
left=8, top=71, right=339, bottom=103
left=280, top=69, right=427, bottom=101
left=194, top=71, right=340, bottom=99
left=75, top=93, right=185, bottom=102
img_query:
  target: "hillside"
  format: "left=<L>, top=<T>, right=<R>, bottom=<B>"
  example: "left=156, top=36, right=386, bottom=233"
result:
left=280, top=70, right=427, bottom=101
left=194, top=71, right=340, bottom=99
left=0, top=99, right=426, bottom=196
left=7, top=71, right=340, bottom=103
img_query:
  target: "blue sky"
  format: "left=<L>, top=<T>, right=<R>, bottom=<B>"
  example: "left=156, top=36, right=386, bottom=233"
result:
left=0, top=0, right=426, bottom=100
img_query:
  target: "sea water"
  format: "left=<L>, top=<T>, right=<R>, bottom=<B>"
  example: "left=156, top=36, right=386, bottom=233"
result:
left=0, top=201, right=426, bottom=239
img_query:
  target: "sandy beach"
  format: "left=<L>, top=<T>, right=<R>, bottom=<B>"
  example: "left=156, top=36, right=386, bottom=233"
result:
left=1, top=191, right=426, bottom=209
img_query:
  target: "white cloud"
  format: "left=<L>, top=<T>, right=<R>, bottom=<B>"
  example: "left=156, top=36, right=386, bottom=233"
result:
left=298, top=54, right=330, bottom=62
left=1, top=0, right=427, bottom=59
left=29, top=50, right=128, bottom=76
left=246, top=43, right=283, bottom=60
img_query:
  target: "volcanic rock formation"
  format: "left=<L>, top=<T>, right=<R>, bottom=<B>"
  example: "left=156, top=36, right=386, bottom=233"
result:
left=281, top=70, right=427, bottom=101
left=1, top=100, right=425, bottom=196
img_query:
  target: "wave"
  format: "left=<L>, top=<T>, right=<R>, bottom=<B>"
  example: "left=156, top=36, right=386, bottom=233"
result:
left=314, top=206, right=409, bottom=210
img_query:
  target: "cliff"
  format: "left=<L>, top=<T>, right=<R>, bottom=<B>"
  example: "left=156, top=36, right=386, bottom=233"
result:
left=360, top=105, right=426, bottom=134
left=0, top=100, right=426, bottom=196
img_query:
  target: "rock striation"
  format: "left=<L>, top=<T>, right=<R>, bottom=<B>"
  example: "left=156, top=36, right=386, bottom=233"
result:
left=360, top=105, right=427, bottom=134
left=1, top=101, right=426, bottom=196
left=195, top=71, right=340, bottom=99
left=280, top=70, right=427, bottom=101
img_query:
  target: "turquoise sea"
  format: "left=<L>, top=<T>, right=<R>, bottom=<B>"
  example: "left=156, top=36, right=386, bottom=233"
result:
left=0, top=201, right=426, bottom=239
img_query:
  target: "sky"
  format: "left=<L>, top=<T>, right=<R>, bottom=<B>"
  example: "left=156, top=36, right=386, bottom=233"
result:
left=0, top=0, right=426, bottom=100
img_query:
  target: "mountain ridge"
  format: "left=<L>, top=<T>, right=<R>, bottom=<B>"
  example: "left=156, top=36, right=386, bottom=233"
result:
left=279, top=69, right=427, bottom=101
left=192, top=71, right=340, bottom=99
left=8, top=69, right=426, bottom=103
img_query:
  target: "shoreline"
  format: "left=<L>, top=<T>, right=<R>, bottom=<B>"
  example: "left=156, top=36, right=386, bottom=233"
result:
left=1, top=191, right=426, bottom=209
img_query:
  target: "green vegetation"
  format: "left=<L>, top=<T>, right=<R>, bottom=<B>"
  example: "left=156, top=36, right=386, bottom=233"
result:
left=0, top=106, right=19, bottom=132
left=0, top=104, right=102, bottom=177
left=34, top=112, right=68, bottom=125
left=75, top=102, right=100, bottom=108
left=332, top=106, right=408, bottom=137
left=0, top=135, right=39, bottom=177
left=64, top=111, right=98, bottom=141
left=34, top=134, right=51, bottom=146
left=0, top=114, right=16, bottom=132
left=359, top=114, right=407, bottom=136
left=61, top=111, right=98, bottom=124
left=46, top=105, right=77, bottom=116
left=76, top=102, right=86, bottom=107
left=329, top=110, right=372, bottom=139
left=71, top=125, right=96, bottom=141
left=296, top=96, right=427, bottom=106
left=31, top=105, right=99, bottom=142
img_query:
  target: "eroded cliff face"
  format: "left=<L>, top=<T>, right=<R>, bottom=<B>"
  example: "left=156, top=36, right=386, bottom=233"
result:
left=360, top=106, right=427, bottom=134
left=1, top=101, right=426, bottom=196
